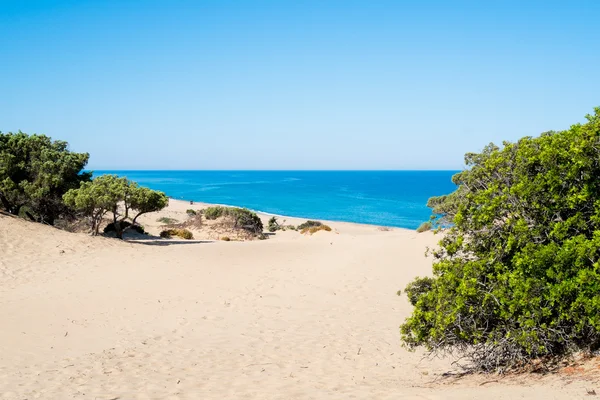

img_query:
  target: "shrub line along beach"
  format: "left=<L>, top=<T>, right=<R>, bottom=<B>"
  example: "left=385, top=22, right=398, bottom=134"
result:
left=168, top=198, right=406, bottom=231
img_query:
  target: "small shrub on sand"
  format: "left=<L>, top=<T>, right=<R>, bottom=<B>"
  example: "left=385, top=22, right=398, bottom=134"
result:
left=104, top=221, right=146, bottom=235
left=157, top=217, right=179, bottom=225
left=204, top=206, right=226, bottom=220
left=416, top=222, right=432, bottom=233
left=160, top=228, right=193, bottom=240
left=267, top=217, right=297, bottom=232
left=300, top=224, right=332, bottom=235
left=227, top=208, right=263, bottom=234
left=221, top=236, right=231, bottom=241
left=204, top=206, right=263, bottom=235
left=297, top=220, right=322, bottom=230
left=186, top=209, right=197, bottom=216
left=268, top=216, right=280, bottom=232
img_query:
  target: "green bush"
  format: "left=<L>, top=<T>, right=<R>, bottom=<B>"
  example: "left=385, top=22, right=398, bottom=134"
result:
left=159, top=230, right=170, bottom=238
left=300, top=224, right=332, bottom=235
left=227, top=207, right=263, bottom=234
left=267, top=216, right=297, bottom=232
left=401, top=276, right=434, bottom=306
left=268, top=216, right=280, bottom=232
left=0, top=131, right=90, bottom=225
left=203, top=206, right=263, bottom=234
left=186, top=209, right=197, bottom=216
left=297, top=220, right=322, bottom=230
left=157, top=217, right=178, bottom=225
left=103, top=221, right=145, bottom=235
left=400, top=108, right=600, bottom=372
left=204, top=206, right=226, bottom=220
left=416, top=221, right=432, bottom=233
left=160, top=228, right=193, bottom=240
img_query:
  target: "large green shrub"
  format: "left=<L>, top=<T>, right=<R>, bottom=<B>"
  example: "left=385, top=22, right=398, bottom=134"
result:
left=0, top=131, right=90, bottom=224
left=401, top=108, right=600, bottom=372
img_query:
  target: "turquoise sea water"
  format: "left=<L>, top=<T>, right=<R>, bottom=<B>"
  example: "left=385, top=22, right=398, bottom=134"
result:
left=94, top=171, right=458, bottom=229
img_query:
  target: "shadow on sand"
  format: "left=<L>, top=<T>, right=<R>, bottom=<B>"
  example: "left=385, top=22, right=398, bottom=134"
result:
left=126, top=237, right=214, bottom=246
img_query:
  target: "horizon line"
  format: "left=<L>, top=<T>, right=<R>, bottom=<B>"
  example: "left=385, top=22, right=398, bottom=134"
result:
left=89, top=168, right=463, bottom=172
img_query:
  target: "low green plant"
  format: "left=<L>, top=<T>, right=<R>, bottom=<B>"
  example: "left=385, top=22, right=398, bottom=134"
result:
left=204, top=206, right=226, bottom=220
left=157, top=217, right=178, bottom=225
left=186, top=209, right=197, bottom=216
left=227, top=208, right=263, bottom=234
left=160, top=228, right=193, bottom=240
left=297, top=220, right=322, bottom=230
left=401, top=276, right=434, bottom=306
left=300, top=224, right=332, bottom=235
left=268, top=216, right=280, bottom=232
left=416, top=221, right=432, bottom=233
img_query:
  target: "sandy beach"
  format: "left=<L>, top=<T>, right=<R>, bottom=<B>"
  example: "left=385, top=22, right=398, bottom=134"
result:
left=1, top=200, right=598, bottom=399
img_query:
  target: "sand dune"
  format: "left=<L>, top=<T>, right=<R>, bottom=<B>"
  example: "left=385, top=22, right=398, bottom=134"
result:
left=0, top=203, right=598, bottom=399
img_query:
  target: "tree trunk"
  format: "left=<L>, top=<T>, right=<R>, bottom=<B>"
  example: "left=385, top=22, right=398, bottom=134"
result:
left=94, top=216, right=101, bottom=235
left=25, top=211, right=36, bottom=222
left=91, top=211, right=102, bottom=235
left=114, top=217, right=123, bottom=240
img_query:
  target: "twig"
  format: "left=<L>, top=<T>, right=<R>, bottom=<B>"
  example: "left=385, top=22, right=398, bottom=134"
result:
left=244, top=362, right=274, bottom=368
left=479, top=380, right=499, bottom=386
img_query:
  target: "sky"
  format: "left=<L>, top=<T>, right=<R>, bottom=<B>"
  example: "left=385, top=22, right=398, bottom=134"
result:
left=1, top=0, right=599, bottom=170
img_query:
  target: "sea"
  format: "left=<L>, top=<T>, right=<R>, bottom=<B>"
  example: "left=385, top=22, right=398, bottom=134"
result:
left=93, top=170, right=459, bottom=230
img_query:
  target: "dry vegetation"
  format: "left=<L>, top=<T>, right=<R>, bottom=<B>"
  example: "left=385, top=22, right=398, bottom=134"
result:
left=300, top=224, right=332, bottom=235
left=416, top=221, right=432, bottom=233
left=159, top=228, right=194, bottom=240
left=157, top=217, right=179, bottom=225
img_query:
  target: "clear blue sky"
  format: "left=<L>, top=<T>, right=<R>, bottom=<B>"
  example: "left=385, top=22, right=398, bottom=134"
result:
left=1, top=0, right=599, bottom=170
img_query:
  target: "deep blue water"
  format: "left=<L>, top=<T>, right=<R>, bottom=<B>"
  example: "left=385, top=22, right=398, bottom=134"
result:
left=93, top=171, right=458, bottom=229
